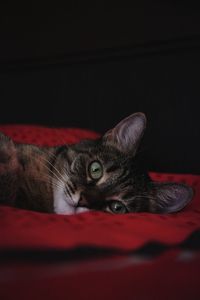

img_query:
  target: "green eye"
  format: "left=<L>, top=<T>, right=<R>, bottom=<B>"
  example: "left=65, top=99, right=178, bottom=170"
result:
left=109, top=201, right=127, bottom=214
left=89, top=161, right=103, bottom=180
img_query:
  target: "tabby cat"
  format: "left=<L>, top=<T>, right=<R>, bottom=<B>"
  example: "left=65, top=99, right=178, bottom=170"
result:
left=0, top=113, right=193, bottom=215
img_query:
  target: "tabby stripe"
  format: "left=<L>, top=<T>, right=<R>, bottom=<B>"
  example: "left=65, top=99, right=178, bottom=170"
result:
left=106, top=164, right=120, bottom=173
left=64, top=185, right=72, bottom=199
left=67, top=182, right=75, bottom=194
left=117, top=170, right=130, bottom=186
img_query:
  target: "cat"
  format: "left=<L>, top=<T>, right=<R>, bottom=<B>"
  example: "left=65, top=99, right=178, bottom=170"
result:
left=0, top=113, right=193, bottom=215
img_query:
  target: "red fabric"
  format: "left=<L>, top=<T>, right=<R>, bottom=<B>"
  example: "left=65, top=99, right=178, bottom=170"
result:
left=0, top=172, right=199, bottom=251
left=0, top=125, right=200, bottom=299
left=0, top=124, right=199, bottom=251
left=1, top=250, right=200, bottom=300
left=0, top=124, right=99, bottom=146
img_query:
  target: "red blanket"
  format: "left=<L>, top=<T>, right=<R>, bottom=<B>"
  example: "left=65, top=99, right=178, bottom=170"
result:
left=0, top=125, right=199, bottom=300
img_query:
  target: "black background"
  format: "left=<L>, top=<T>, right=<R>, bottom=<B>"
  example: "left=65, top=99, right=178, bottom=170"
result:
left=0, top=1, right=200, bottom=173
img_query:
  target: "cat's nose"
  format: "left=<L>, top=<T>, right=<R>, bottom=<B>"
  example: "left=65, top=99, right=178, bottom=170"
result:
left=77, top=195, right=89, bottom=207
left=78, top=191, right=104, bottom=209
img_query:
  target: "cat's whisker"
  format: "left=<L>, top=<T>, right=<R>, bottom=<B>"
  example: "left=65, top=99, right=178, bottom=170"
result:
left=36, top=155, right=76, bottom=206
left=40, top=154, right=77, bottom=205
left=39, top=154, right=68, bottom=186
left=30, top=173, right=64, bottom=191
left=64, top=188, right=75, bottom=206
left=36, top=154, right=65, bottom=184
left=50, top=172, right=76, bottom=206
left=39, top=160, right=62, bottom=184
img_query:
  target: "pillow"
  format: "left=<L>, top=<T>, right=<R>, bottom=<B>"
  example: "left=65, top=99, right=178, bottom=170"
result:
left=0, top=124, right=199, bottom=251
left=0, top=125, right=199, bottom=300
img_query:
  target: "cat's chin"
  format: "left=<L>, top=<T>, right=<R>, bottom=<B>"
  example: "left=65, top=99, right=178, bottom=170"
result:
left=55, top=206, right=90, bottom=215
left=75, top=207, right=90, bottom=214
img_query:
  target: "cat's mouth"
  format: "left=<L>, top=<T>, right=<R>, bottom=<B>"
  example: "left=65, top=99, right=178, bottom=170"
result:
left=53, top=183, right=90, bottom=215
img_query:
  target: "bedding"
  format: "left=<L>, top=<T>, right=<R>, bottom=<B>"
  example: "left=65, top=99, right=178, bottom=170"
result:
left=0, top=125, right=199, bottom=300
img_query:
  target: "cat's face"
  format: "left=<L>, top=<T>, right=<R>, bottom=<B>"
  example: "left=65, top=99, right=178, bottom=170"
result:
left=53, top=113, right=193, bottom=215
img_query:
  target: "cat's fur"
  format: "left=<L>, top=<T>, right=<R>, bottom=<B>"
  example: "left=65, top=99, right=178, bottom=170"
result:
left=0, top=113, right=193, bottom=215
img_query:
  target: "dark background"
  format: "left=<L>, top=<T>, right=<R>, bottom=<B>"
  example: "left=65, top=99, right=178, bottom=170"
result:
left=0, top=1, right=200, bottom=173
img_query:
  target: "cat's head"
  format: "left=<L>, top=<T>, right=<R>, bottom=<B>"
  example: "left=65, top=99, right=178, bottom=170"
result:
left=54, top=113, right=193, bottom=214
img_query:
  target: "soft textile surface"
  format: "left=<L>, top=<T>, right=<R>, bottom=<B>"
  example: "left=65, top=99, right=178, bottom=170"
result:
left=1, top=250, right=200, bottom=300
left=0, top=125, right=200, bottom=300
left=0, top=172, right=199, bottom=251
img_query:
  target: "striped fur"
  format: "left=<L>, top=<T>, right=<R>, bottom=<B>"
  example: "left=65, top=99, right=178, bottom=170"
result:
left=0, top=113, right=193, bottom=214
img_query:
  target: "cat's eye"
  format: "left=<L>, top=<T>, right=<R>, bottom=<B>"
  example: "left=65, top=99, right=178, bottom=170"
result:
left=89, top=161, right=103, bottom=180
left=109, top=201, right=127, bottom=214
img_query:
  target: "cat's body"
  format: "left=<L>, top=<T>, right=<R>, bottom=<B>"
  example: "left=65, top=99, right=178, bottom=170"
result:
left=0, top=113, right=193, bottom=215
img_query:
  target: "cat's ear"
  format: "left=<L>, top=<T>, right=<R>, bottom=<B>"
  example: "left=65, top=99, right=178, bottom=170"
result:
left=103, top=112, right=146, bottom=154
left=150, top=182, right=193, bottom=213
